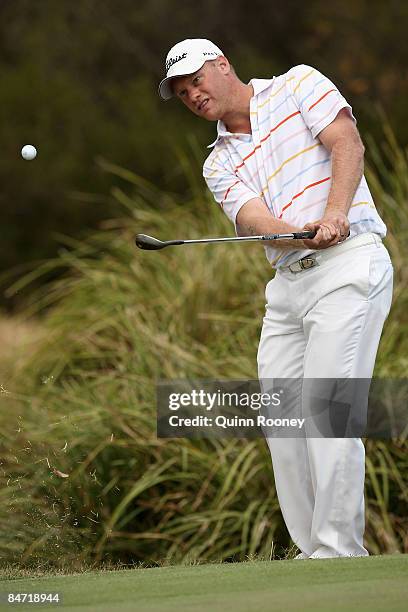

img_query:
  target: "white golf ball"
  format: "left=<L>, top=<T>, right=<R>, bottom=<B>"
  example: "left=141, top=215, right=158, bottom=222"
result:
left=21, top=144, right=37, bottom=160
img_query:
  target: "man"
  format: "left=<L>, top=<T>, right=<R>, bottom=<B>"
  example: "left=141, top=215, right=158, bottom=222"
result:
left=158, top=39, right=393, bottom=559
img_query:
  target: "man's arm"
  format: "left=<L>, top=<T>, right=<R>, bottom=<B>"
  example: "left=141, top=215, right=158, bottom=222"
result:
left=319, top=107, right=365, bottom=217
left=236, top=198, right=305, bottom=249
left=303, top=108, right=365, bottom=248
left=236, top=198, right=309, bottom=249
left=236, top=197, right=344, bottom=251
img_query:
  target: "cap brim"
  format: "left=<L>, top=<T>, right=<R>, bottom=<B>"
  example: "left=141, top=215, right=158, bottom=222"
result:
left=158, top=77, right=178, bottom=101
left=158, top=58, right=206, bottom=100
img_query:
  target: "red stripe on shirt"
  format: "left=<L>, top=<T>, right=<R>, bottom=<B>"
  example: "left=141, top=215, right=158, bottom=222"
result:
left=221, top=180, right=241, bottom=207
left=278, top=177, right=331, bottom=217
left=308, top=89, right=336, bottom=112
left=235, top=111, right=301, bottom=170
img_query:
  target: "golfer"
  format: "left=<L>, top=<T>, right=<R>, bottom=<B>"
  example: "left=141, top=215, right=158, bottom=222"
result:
left=158, top=39, right=393, bottom=559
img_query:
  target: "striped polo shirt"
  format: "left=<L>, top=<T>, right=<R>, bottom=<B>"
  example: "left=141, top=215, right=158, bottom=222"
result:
left=203, top=64, right=386, bottom=268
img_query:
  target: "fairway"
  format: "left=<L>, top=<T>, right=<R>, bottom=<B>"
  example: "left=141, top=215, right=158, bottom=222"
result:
left=1, top=554, right=407, bottom=612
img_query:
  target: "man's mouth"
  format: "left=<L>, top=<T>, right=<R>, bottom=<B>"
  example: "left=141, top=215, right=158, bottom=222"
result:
left=198, top=99, right=209, bottom=111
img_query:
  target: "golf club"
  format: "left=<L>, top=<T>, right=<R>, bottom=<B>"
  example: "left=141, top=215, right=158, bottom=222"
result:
left=135, top=230, right=318, bottom=251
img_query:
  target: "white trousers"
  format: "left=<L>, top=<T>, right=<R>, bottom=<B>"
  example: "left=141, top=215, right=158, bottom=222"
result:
left=257, top=234, right=393, bottom=558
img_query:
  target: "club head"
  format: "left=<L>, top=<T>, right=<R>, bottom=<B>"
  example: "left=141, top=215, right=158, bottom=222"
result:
left=135, top=234, right=167, bottom=250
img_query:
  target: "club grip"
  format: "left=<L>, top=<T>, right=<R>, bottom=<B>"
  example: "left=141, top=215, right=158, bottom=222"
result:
left=292, top=230, right=317, bottom=239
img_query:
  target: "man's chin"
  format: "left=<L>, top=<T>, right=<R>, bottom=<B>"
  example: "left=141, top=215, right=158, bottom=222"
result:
left=203, top=112, right=219, bottom=122
left=195, top=102, right=220, bottom=121
left=200, top=107, right=221, bottom=122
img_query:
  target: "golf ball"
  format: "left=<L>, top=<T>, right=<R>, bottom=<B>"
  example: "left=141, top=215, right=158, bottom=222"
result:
left=21, top=144, right=37, bottom=160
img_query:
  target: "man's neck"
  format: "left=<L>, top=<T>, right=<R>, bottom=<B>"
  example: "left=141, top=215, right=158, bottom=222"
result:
left=223, top=82, right=254, bottom=134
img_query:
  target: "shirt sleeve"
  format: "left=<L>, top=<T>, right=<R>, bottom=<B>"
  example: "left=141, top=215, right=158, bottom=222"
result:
left=288, top=64, right=357, bottom=139
left=203, top=151, right=260, bottom=228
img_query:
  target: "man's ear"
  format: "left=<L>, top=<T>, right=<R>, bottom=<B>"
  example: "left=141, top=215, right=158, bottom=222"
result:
left=216, top=56, right=231, bottom=74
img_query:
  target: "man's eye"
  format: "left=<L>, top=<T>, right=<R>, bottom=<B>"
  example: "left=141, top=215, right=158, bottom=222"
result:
left=193, top=76, right=201, bottom=85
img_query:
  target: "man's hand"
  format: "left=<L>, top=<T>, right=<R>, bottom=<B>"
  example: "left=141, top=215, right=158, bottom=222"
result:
left=302, top=211, right=350, bottom=250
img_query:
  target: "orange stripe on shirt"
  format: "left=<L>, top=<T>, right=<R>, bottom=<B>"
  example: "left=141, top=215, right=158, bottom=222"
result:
left=278, top=177, right=331, bottom=217
left=308, top=89, right=336, bottom=112
left=235, top=111, right=301, bottom=171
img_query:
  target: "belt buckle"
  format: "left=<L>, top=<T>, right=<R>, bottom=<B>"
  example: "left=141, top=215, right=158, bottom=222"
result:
left=299, top=256, right=317, bottom=270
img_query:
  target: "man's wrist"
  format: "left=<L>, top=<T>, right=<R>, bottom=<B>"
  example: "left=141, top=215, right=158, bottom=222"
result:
left=323, top=204, right=350, bottom=217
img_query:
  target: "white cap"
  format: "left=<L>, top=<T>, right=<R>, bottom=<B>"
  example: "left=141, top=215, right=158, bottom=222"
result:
left=158, top=38, right=224, bottom=100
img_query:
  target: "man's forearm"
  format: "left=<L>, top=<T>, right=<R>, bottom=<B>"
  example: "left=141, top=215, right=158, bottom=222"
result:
left=324, top=137, right=365, bottom=216
left=236, top=213, right=307, bottom=250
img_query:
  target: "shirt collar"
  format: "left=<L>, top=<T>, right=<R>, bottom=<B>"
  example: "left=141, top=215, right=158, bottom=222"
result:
left=207, top=77, right=275, bottom=148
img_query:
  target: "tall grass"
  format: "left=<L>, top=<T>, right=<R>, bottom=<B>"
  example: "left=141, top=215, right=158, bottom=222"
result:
left=1, top=129, right=407, bottom=571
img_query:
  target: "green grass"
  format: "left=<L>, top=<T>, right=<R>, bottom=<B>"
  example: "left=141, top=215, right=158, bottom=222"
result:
left=1, top=555, right=407, bottom=612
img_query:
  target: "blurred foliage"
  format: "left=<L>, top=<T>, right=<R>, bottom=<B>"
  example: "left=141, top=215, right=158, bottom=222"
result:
left=1, top=0, right=408, bottom=307
left=0, top=122, right=407, bottom=569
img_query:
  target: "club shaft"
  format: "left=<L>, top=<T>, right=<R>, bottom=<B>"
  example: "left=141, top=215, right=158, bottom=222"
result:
left=182, top=232, right=314, bottom=245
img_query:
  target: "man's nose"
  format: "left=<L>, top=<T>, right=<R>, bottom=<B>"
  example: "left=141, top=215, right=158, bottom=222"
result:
left=188, top=88, right=200, bottom=104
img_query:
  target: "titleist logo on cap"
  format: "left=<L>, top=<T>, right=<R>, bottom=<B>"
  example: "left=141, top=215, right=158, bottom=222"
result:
left=166, top=53, right=187, bottom=71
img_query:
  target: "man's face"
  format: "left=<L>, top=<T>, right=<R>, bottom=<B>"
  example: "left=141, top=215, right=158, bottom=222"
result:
left=172, top=59, right=229, bottom=121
